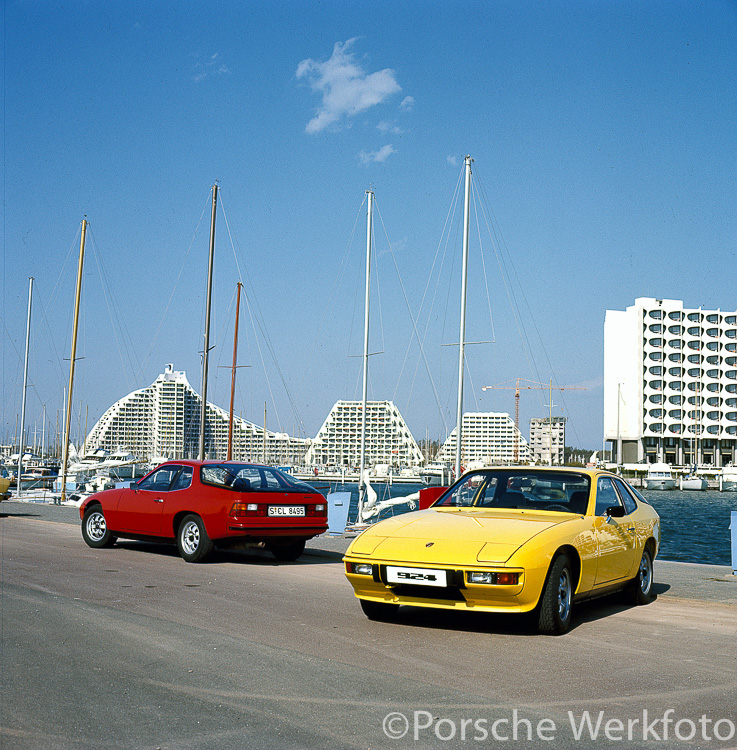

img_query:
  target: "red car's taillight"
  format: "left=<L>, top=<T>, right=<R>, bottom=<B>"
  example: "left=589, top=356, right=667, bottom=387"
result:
left=229, top=503, right=267, bottom=518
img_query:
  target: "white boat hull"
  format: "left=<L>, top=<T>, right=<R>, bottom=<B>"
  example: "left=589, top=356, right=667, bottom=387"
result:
left=643, top=478, right=676, bottom=490
left=679, top=477, right=708, bottom=491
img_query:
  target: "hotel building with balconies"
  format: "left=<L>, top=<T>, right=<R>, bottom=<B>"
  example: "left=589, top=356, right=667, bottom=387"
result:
left=85, top=365, right=309, bottom=464
left=304, top=400, right=423, bottom=469
left=604, top=297, right=737, bottom=467
left=434, top=412, right=530, bottom=467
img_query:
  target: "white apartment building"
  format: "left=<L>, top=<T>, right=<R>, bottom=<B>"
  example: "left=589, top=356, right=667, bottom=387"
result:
left=85, top=365, right=310, bottom=464
left=529, top=416, right=566, bottom=465
left=435, top=412, right=530, bottom=466
left=604, top=297, right=737, bottom=467
left=305, top=400, right=423, bottom=468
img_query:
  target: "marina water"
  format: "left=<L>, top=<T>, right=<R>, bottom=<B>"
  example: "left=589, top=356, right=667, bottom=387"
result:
left=323, top=482, right=735, bottom=567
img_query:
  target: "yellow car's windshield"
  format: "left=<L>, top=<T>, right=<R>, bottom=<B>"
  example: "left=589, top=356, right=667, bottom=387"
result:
left=433, top=470, right=591, bottom=514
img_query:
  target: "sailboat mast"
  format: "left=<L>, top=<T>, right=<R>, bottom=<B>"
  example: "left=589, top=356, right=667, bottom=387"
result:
left=454, top=156, right=472, bottom=480
left=227, top=281, right=243, bottom=461
left=60, top=219, right=87, bottom=503
left=357, top=188, right=374, bottom=522
left=199, top=184, right=218, bottom=461
left=17, top=276, right=33, bottom=499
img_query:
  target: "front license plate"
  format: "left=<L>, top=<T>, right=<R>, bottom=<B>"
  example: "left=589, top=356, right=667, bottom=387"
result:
left=386, top=566, right=447, bottom=587
left=268, top=506, right=305, bottom=517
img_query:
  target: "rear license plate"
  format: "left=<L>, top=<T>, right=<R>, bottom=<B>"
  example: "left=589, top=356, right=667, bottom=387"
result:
left=386, top=566, right=447, bottom=587
left=268, top=506, right=305, bottom=517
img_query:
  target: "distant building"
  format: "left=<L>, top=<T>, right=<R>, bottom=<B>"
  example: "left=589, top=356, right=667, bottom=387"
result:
left=605, top=297, right=737, bottom=466
left=435, top=412, right=530, bottom=466
left=84, top=364, right=309, bottom=464
left=529, top=416, right=566, bottom=465
left=305, top=400, right=423, bottom=468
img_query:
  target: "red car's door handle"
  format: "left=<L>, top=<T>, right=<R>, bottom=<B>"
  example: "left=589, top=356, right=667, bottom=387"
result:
left=154, top=498, right=164, bottom=503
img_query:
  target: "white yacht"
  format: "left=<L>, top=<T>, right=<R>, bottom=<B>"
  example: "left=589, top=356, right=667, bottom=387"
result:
left=644, top=463, right=676, bottom=490
left=720, top=466, right=737, bottom=491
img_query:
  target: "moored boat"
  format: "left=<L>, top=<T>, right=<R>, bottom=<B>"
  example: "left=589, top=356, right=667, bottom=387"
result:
left=719, top=466, right=737, bottom=491
left=679, top=473, right=708, bottom=491
left=644, top=463, right=676, bottom=490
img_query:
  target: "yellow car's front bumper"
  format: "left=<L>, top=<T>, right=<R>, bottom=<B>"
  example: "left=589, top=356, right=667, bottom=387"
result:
left=344, top=557, right=550, bottom=614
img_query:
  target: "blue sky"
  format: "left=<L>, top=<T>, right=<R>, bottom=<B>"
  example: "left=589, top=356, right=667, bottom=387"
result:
left=2, top=0, right=736, bottom=453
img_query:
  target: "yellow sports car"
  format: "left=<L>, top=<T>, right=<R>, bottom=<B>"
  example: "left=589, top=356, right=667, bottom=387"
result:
left=344, top=467, right=660, bottom=634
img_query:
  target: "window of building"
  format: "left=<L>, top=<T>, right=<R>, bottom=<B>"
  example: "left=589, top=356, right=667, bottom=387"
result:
left=707, top=382, right=721, bottom=392
left=649, top=310, right=663, bottom=320
left=687, top=312, right=703, bottom=322
left=687, top=326, right=703, bottom=336
left=668, top=325, right=684, bottom=335
left=668, top=367, right=684, bottom=376
left=687, top=341, right=701, bottom=350
left=707, top=397, right=722, bottom=406
left=649, top=351, right=664, bottom=361
left=707, top=425, right=719, bottom=434
left=649, top=337, right=664, bottom=347
left=706, top=355, right=722, bottom=365
left=687, top=368, right=704, bottom=378
left=668, top=353, right=684, bottom=363
left=707, top=328, right=720, bottom=338
left=725, top=315, right=737, bottom=325
left=669, top=311, right=684, bottom=321
left=649, top=366, right=663, bottom=375
left=668, top=394, right=683, bottom=405
left=668, top=339, right=683, bottom=349
left=668, top=409, right=683, bottom=419
left=706, top=314, right=721, bottom=324
left=687, top=354, right=702, bottom=363
left=669, top=381, right=684, bottom=391
left=707, top=411, right=721, bottom=421
left=649, top=394, right=665, bottom=404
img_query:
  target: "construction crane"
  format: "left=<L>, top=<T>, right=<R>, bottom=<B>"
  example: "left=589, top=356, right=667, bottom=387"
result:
left=482, top=378, right=587, bottom=462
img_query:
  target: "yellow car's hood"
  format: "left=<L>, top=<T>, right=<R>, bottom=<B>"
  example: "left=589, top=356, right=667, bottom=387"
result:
left=349, top=508, right=566, bottom=565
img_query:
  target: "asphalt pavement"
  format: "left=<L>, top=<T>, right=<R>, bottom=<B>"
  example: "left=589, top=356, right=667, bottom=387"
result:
left=2, top=499, right=737, bottom=749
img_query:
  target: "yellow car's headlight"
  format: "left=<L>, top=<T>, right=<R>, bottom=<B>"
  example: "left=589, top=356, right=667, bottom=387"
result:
left=347, top=562, right=373, bottom=576
left=467, top=571, right=519, bottom=585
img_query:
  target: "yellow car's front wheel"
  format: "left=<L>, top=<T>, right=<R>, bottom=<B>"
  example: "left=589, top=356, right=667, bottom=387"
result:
left=360, top=599, right=399, bottom=622
left=538, top=554, right=573, bottom=635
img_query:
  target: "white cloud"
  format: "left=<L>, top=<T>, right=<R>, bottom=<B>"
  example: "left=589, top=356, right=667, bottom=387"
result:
left=377, top=120, right=406, bottom=135
left=399, top=95, right=415, bottom=112
left=193, top=52, right=230, bottom=82
left=359, top=144, right=396, bottom=164
left=447, top=155, right=458, bottom=166
left=297, top=39, right=401, bottom=134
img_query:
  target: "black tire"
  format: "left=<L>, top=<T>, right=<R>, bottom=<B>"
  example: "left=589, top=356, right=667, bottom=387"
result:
left=360, top=598, right=400, bottom=621
left=81, top=505, right=117, bottom=549
left=176, top=514, right=214, bottom=563
left=537, top=553, right=573, bottom=635
left=267, top=539, right=306, bottom=561
left=625, top=547, right=654, bottom=605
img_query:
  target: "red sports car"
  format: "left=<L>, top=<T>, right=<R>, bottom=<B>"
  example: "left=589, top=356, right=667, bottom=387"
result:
left=79, top=461, right=328, bottom=562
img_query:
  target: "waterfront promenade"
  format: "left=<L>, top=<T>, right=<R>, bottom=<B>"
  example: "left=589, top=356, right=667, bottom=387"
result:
left=2, top=499, right=737, bottom=749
